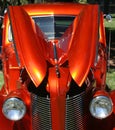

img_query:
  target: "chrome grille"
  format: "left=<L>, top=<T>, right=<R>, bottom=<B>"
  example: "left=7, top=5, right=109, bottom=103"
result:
left=66, top=92, right=88, bottom=130
left=31, top=94, right=52, bottom=130
left=31, top=91, right=89, bottom=130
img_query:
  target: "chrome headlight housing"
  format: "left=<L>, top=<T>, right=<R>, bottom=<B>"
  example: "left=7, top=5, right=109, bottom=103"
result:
left=2, top=97, right=26, bottom=121
left=89, top=96, right=113, bottom=119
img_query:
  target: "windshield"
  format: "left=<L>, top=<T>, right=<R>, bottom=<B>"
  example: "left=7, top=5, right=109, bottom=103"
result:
left=32, top=16, right=75, bottom=40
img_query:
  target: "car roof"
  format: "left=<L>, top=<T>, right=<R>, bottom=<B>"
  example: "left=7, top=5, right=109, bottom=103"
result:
left=21, top=3, right=98, bottom=16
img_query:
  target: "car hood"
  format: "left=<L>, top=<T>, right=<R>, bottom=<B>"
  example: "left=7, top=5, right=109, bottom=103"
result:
left=8, top=6, right=47, bottom=87
left=8, top=4, right=99, bottom=87
left=67, top=5, right=99, bottom=86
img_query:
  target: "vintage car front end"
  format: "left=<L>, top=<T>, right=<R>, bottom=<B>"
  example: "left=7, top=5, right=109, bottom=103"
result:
left=0, top=3, right=115, bottom=130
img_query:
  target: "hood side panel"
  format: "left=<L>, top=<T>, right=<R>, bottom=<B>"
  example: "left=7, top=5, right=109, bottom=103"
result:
left=8, top=6, right=47, bottom=87
left=68, top=5, right=99, bottom=86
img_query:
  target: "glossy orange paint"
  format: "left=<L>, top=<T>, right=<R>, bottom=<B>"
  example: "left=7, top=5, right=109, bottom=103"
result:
left=48, top=67, right=70, bottom=130
left=68, top=5, right=99, bottom=86
left=2, top=13, right=20, bottom=92
left=8, top=6, right=47, bottom=87
left=0, top=3, right=115, bottom=130
left=8, top=4, right=99, bottom=87
left=99, top=12, right=106, bottom=47
left=22, top=3, right=86, bottom=16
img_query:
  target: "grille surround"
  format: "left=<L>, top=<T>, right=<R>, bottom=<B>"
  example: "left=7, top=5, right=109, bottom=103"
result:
left=31, top=91, right=89, bottom=130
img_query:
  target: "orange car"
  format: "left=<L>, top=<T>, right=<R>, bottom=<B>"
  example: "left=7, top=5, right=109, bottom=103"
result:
left=0, top=3, right=115, bottom=130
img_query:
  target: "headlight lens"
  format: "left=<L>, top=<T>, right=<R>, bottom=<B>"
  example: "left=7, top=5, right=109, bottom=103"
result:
left=89, top=96, right=113, bottom=119
left=2, top=97, right=26, bottom=121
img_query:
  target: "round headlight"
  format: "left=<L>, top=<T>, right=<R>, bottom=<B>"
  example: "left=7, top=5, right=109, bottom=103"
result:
left=89, top=96, right=113, bottom=119
left=2, top=97, right=26, bottom=121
